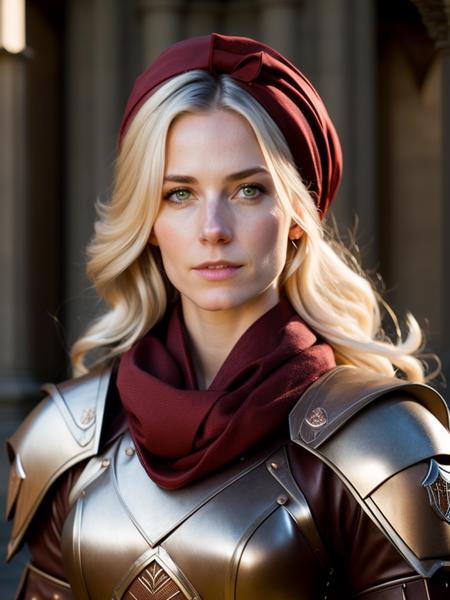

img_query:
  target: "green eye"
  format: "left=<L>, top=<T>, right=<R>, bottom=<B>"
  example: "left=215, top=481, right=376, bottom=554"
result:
left=241, top=185, right=259, bottom=198
left=174, top=189, right=189, bottom=201
left=165, top=188, right=191, bottom=203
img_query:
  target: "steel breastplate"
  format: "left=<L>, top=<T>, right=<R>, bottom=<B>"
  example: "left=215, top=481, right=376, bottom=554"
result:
left=60, top=431, right=331, bottom=600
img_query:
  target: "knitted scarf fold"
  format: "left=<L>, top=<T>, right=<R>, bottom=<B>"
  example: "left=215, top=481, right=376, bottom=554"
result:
left=117, top=300, right=335, bottom=489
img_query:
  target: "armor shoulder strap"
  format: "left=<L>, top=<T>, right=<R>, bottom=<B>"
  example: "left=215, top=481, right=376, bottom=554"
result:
left=5, top=366, right=112, bottom=561
left=290, top=365, right=450, bottom=578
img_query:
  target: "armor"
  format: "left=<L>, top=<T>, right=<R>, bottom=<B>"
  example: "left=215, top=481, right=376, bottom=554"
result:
left=6, top=366, right=450, bottom=599
left=6, top=367, right=112, bottom=561
left=290, top=365, right=450, bottom=578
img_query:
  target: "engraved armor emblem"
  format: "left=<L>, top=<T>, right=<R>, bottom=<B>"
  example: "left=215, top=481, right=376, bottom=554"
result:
left=422, top=459, right=450, bottom=524
left=305, top=407, right=328, bottom=428
left=80, top=407, right=96, bottom=425
left=117, top=546, right=201, bottom=600
left=124, top=560, right=184, bottom=599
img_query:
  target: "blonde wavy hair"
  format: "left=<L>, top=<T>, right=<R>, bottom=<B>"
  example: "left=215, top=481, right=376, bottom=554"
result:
left=71, top=70, right=428, bottom=382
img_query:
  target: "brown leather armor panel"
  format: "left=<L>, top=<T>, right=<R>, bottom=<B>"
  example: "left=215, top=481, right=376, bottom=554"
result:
left=356, top=574, right=450, bottom=599
left=15, top=562, right=73, bottom=600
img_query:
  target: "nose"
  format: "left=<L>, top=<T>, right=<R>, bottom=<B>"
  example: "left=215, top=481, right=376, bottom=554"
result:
left=198, top=198, right=232, bottom=244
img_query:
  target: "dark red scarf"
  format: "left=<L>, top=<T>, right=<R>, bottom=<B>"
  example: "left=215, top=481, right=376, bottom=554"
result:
left=117, top=300, right=335, bottom=489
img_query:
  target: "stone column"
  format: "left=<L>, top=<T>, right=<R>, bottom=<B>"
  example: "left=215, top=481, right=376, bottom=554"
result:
left=185, top=0, right=220, bottom=37
left=257, top=0, right=300, bottom=61
left=65, top=0, right=122, bottom=349
left=137, top=0, right=184, bottom=66
left=313, top=0, right=377, bottom=266
left=0, top=50, right=36, bottom=402
left=443, top=49, right=450, bottom=377
left=0, top=46, right=33, bottom=598
left=223, top=0, right=257, bottom=38
left=410, top=0, right=450, bottom=378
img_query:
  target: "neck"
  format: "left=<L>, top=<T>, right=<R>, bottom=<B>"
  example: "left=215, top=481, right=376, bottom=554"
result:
left=181, top=294, right=280, bottom=389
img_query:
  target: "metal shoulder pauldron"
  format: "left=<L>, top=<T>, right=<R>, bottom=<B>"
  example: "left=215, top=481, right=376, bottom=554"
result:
left=5, top=366, right=112, bottom=560
left=290, top=365, right=450, bottom=577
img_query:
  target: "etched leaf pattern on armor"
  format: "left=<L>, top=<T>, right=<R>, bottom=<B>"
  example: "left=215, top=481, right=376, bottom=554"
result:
left=124, top=560, right=184, bottom=600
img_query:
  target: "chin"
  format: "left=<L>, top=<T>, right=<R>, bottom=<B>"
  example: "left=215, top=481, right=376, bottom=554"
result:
left=185, top=291, right=250, bottom=312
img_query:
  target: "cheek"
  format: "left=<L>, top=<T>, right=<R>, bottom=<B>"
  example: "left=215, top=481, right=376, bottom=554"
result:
left=248, top=213, right=289, bottom=269
left=152, top=216, right=184, bottom=263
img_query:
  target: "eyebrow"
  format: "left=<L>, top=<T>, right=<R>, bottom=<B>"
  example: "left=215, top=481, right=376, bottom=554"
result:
left=163, top=167, right=270, bottom=184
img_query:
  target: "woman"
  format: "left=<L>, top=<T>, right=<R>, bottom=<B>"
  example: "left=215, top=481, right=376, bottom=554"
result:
left=6, top=33, right=450, bottom=599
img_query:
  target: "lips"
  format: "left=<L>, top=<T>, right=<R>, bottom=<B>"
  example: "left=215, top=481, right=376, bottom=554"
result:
left=193, top=261, right=242, bottom=270
left=192, top=261, right=242, bottom=281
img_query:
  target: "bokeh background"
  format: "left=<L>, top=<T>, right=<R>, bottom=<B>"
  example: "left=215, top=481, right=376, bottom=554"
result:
left=1, top=0, right=449, bottom=594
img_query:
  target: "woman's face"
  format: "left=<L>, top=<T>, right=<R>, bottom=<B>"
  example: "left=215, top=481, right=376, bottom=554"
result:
left=151, top=109, right=297, bottom=319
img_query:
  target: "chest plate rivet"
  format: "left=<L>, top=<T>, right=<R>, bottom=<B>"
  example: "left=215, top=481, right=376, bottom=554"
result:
left=101, top=458, right=111, bottom=468
left=125, top=447, right=135, bottom=457
left=277, top=494, right=288, bottom=505
left=270, top=462, right=278, bottom=470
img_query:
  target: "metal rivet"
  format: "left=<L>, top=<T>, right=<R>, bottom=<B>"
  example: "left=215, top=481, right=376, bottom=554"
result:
left=402, top=584, right=407, bottom=589
left=446, top=582, right=449, bottom=588
left=125, top=447, right=135, bottom=457
left=277, top=494, right=288, bottom=505
left=101, top=458, right=111, bottom=468
left=270, top=462, right=278, bottom=470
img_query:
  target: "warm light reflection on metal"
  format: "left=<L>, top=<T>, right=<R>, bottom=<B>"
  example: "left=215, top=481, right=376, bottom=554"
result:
left=360, top=458, right=391, bottom=496
left=0, top=0, right=26, bottom=54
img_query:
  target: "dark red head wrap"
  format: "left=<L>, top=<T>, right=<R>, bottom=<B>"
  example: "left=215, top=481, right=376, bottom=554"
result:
left=119, top=33, right=343, bottom=216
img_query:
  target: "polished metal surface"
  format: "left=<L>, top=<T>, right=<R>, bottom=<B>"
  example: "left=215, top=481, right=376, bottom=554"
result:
left=6, top=367, right=111, bottom=560
left=290, top=366, right=450, bottom=578
left=9, top=364, right=450, bottom=596
left=369, top=462, right=450, bottom=567
left=321, top=397, right=450, bottom=497
left=61, top=432, right=329, bottom=600
left=265, top=447, right=331, bottom=571
left=290, top=365, right=449, bottom=448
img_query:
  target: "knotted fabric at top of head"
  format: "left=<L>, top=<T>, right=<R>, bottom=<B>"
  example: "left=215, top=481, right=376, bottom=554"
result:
left=119, top=33, right=343, bottom=216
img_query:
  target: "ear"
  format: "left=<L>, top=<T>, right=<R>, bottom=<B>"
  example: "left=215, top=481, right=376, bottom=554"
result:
left=149, top=230, right=159, bottom=246
left=288, top=223, right=303, bottom=241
